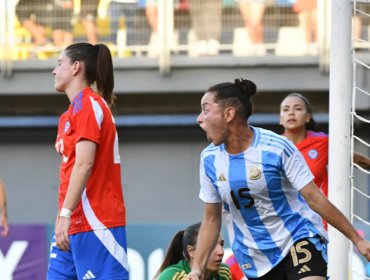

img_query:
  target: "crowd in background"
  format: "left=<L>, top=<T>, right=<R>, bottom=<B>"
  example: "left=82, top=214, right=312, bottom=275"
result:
left=10, top=0, right=336, bottom=58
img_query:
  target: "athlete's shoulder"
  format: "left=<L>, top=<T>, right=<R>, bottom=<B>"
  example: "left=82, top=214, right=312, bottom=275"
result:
left=157, top=261, right=188, bottom=280
left=218, top=263, right=232, bottom=280
left=306, top=130, right=328, bottom=139
left=201, top=142, right=222, bottom=158
left=299, top=131, right=328, bottom=149
left=253, top=126, right=296, bottom=156
left=254, top=126, right=290, bottom=143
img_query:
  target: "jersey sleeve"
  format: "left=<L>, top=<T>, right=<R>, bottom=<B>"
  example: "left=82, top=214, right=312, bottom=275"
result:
left=219, top=263, right=233, bottom=280
left=199, top=155, right=222, bottom=203
left=73, top=96, right=103, bottom=144
left=282, top=143, right=314, bottom=191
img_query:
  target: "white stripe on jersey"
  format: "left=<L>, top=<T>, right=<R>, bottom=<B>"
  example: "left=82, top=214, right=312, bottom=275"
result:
left=200, top=126, right=328, bottom=278
left=89, top=96, right=104, bottom=129
left=81, top=190, right=129, bottom=270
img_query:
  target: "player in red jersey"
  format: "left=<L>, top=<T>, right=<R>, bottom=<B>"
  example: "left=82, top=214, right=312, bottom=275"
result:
left=47, top=42, right=128, bottom=279
left=224, top=254, right=246, bottom=280
left=280, top=93, right=329, bottom=196
left=280, top=93, right=370, bottom=197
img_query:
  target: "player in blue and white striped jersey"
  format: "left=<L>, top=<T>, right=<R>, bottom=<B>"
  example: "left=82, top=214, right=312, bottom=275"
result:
left=187, top=78, right=370, bottom=280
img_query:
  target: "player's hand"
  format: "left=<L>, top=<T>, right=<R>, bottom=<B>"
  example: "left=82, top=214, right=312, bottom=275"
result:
left=55, top=217, right=71, bottom=251
left=186, top=270, right=203, bottom=280
left=0, top=211, right=9, bottom=237
left=356, top=239, right=370, bottom=261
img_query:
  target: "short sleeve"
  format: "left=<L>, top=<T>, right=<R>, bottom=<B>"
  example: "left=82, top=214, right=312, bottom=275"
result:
left=199, top=155, right=222, bottom=203
left=73, top=96, right=103, bottom=144
left=283, top=144, right=314, bottom=191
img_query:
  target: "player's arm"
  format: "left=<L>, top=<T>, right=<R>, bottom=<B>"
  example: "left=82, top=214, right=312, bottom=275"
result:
left=0, top=177, right=9, bottom=237
left=187, top=202, right=223, bottom=280
left=353, top=152, right=370, bottom=170
left=56, top=140, right=96, bottom=251
left=300, top=181, right=370, bottom=260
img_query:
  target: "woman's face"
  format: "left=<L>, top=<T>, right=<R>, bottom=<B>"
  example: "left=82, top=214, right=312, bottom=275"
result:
left=280, top=96, right=311, bottom=131
left=197, top=91, right=229, bottom=146
left=52, top=51, right=74, bottom=93
left=205, top=235, right=225, bottom=272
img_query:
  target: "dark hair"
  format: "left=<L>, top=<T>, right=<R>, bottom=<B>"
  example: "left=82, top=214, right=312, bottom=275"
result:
left=207, top=78, right=257, bottom=120
left=153, top=222, right=201, bottom=279
left=65, top=42, right=116, bottom=106
left=282, top=93, right=318, bottom=131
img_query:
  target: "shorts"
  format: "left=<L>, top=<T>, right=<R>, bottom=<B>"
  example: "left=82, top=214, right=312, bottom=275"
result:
left=47, top=226, right=129, bottom=280
left=80, top=0, right=99, bottom=19
left=249, top=236, right=328, bottom=280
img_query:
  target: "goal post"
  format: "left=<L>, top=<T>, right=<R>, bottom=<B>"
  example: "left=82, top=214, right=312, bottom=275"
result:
left=328, top=0, right=352, bottom=279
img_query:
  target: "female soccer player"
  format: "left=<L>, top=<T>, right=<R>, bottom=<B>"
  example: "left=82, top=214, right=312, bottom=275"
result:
left=47, top=43, right=128, bottom=279
left=187, top=79, right=370, bottom=280
left=280, top=92, right=370, bottom=198
left=154, top=222, right=231, bottom=280
left=225, top=92, right=370, bottom=279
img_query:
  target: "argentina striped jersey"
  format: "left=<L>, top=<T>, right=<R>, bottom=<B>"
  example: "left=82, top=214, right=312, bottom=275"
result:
left=199, top=126, right=328, bottom=278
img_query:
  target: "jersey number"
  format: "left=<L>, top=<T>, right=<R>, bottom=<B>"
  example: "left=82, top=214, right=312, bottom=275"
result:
left=289, top=240, right=312, bottom=267
left=230, top=188, right=254, bottom=209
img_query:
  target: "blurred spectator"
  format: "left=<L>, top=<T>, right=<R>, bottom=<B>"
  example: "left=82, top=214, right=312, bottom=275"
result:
left=144, top=0, right=159, bottom=57
left=15, top=0, right=51, bottom=46
left=80, top=0, right=100, bottom=44
left=52, top=0, right=74, bottom=47
left=238, top=0, right=266, bottom=55
left=352, top=4, right=370, bottom=48
left=189, top=0, right=222, bottom=56
left=108, top=0, right=138, bottom=45
left=144, top=0, right=157, bottom=34
left=293, top=0, right=317, bottom=55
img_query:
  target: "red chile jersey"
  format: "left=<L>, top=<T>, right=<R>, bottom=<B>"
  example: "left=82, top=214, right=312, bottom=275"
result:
left=55, top=87, right=126, bottom=235
left=295, top=131, right=328, bottom=197
left=224, top=255, right=247, bottom=280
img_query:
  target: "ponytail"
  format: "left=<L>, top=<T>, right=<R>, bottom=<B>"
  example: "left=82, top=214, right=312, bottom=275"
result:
left=153, top=222, right=201, bottom=279
left=65, top=43, right=116, bottom=106
left=95, top=44, right=115, bottom=106
left=153, top=230, right=185, bottom=279
left=207, top=78, right=257, bottom=120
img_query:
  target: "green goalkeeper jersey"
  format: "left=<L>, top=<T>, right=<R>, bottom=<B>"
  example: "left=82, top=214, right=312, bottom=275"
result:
left=157, top=259, right=232, bottom=280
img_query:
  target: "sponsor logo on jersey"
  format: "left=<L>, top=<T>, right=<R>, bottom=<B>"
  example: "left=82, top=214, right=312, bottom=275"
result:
left=298, top=265, right=311, bottom=274
left=241, top=262, right=252, bottom=269
left=249, top=166, right=261, bottom=180
left=308, top=149, right=318, bottom=159
left=218, top=173, right=227, bottom=182
left=82, top=270, right=96, bottom=279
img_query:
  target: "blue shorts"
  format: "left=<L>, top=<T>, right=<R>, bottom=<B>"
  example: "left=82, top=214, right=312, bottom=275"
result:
left=47, top=226, right=129, bottom=280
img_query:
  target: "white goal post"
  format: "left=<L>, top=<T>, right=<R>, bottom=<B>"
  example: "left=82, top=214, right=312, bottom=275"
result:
left=328, top=0, right=352, bottom=279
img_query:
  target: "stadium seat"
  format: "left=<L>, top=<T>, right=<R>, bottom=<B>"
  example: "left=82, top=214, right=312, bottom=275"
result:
left=232, top=27, right=254, bottom=56
left=275, top=26, right=307, bottom=56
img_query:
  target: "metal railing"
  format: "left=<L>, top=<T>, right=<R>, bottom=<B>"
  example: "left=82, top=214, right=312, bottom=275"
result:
left=1, top=0, right=365, bottom=75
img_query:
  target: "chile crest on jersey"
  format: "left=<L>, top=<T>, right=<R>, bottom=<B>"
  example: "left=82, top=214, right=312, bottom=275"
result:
left=64, top=120, right=71, bottom=134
